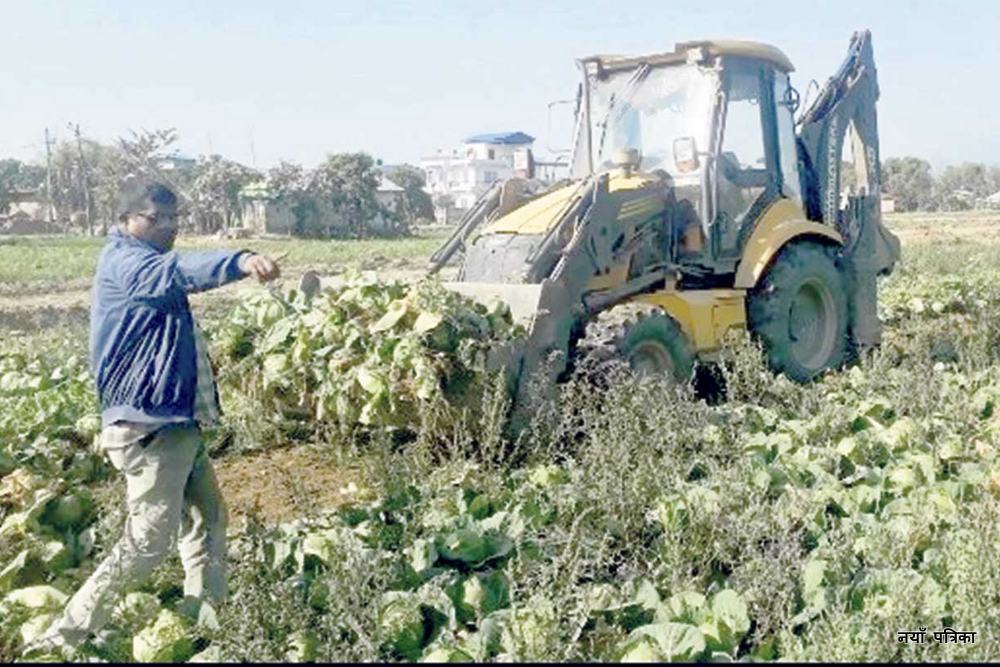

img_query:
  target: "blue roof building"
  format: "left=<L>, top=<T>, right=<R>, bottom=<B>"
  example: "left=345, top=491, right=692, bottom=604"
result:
left=421, top=131, right=536, bottom=215
left=463, top=131, right=535, bottom=146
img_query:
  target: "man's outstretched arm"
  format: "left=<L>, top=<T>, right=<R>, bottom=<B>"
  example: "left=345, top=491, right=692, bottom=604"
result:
left=175, top=249, right=254, bottom=294
left=123, top=249, right=281, bottom=309
left=176, top=248, right=281, bottom=291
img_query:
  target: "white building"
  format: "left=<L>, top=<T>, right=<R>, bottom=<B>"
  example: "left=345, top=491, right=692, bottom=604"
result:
left=421, top=132, right=535, bottom=214
left=981, top=191, right=1000, bottom=210
left=155, top=149, right=197, bottom=172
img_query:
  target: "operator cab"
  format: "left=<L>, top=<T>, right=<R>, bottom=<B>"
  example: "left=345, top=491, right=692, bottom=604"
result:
left=571, top=40, right=803, bottom=277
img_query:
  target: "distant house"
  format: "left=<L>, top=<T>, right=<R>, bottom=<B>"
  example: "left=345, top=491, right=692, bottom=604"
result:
left=0, top=189, right=62, bottom=235
left=375, top=174, right=405, bottom=214
left=239, top=182, right=296, bottom=235
left=421, top=131, right=536, bottom=216
left=950, top=189, right=976, bottom=206
left=533, top=156, right=571, bottom=184
left=239, top=177, right=404, bottom=237
left=3, top=189, right=47, bottom=220
left=981, top=191, right=1000, bottom=210
left=156, top=149, right=197, bottom=173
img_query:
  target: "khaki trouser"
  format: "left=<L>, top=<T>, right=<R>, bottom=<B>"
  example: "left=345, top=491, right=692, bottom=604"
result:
left=47, top=424, right=228, bottom=645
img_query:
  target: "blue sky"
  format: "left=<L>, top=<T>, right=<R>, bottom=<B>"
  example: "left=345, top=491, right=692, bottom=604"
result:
left=1, top=0, right=996, bottom=171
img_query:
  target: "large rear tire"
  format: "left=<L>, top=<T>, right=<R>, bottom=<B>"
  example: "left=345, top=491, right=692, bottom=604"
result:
left=747, top=242, right=848, bottom=382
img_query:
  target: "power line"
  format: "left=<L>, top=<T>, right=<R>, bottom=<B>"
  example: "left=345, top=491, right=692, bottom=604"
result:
left=44, top=129, right=55, bottom=223
left=68, top=123, right=95, bottom=236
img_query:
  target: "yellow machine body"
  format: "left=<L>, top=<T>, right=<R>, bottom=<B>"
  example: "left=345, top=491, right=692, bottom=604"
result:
left=733, top=199, right=843, bottom=289
left=431, top=32, right=897, bottom=425
left=483, top=183, right=580, bottom=235
left=459, top=174, right=846, bottom=358
left=481, top=172, right=662, bottom=237
left=630, top=198, right=843, bottom=355
left=636, top=288, right=747, bottom=355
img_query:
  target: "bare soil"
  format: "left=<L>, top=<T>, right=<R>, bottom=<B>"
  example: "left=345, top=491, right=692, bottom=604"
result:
left=888, top=216, right=1000, bottom=243
left=214, top=445, right=360, bottom=527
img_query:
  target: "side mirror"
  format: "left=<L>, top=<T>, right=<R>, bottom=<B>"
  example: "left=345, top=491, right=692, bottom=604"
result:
left=673, top=136, right=700, bottom=173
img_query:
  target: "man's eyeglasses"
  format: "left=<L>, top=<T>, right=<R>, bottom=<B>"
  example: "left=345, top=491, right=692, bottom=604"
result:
left=135, top=211, right=184, bottom=226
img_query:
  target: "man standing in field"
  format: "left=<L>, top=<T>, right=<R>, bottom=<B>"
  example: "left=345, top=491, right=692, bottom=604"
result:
left=29, top=180, right=281, bottom=656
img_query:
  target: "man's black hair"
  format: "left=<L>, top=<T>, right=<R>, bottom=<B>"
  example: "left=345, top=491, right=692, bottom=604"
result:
left=117, top=180, right=178, bottom=222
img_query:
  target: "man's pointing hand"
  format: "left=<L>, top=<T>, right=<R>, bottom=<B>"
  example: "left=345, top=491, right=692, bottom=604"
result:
left=239, top=253, right=281, bottom=283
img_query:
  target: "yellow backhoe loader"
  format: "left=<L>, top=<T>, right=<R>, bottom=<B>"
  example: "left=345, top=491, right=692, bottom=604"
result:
left=428, top=31, right=900, bottom=415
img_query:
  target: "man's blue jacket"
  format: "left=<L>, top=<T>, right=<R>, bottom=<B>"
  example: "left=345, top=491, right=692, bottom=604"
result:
left=90, top=227, right=250, bottom=428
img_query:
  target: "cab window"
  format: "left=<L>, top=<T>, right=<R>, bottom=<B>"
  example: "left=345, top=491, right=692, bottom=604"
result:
left=715, top=67, right=769, bottom=255
left=774, top=72, right=802, bottom=202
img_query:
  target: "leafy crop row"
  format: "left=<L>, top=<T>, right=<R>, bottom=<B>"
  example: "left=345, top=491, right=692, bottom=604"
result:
left=214, top=273, right=523, bottom=439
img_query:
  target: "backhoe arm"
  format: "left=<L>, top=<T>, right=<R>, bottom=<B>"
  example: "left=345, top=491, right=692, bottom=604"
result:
left=797, top=29, right=901, bottom=349
left=798, top=30, right=877, bottom=229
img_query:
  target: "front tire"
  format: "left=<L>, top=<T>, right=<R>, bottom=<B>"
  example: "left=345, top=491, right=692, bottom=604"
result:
left=616, top=310, right=695, bottom=383
left=747, top=242, right=848, bottom=382
left=572, top=306, right=695, bottom=387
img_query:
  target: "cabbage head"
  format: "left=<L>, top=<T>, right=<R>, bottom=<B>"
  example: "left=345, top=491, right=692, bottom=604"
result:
left=132, top=609, right=194, bottom=663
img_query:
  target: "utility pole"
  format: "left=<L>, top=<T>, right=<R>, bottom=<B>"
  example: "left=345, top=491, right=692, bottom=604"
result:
left=43, top=129, right=56, bottom=223
left=69, top=123, right=95, bottom=236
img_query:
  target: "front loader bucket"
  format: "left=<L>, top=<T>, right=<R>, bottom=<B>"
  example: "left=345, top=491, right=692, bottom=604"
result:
left=442, top=282, right=546, bottom=327
left=442, top=278, right=584, bottom=437
left=439, top=282, right=545, bottom=403
left=441, top=281, right=546, bottom=394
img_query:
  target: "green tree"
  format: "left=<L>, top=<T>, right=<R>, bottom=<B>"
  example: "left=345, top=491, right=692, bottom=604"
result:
left=0, top=159, right=47, bottom=214
left=935, top=162, right=996, bottom=210
left=386, top=164, right=434, bottom=225
left=989, top=166, right=1000, bottom=195
left=50, top=138, right=121, bottom=231
left=187, top=155, right=260, bottom=233
left=118, top=129, right=178, bottom=180
left=91, top=128, right=178, bottom=234
left=311, top=153, right=390, bottom=238
left=265, top=161, right=308, bottom=202
left=264, top=161, right=316, bottom=235
left=882, top=156, right=935, bottom=212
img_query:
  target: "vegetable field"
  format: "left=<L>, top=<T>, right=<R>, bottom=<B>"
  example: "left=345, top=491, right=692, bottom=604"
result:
left=3, top=213, right=1000, bottom=662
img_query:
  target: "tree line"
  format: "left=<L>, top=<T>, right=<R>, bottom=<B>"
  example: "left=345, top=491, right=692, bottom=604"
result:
left=5, top=135, right=996, bottom=235
left=0, top=128, right=435, bottom=238
left=883, top=157, right=1000, bottom=212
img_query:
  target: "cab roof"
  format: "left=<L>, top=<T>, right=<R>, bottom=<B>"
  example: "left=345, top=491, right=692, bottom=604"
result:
left=581, top=39, right=795, bottom=74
